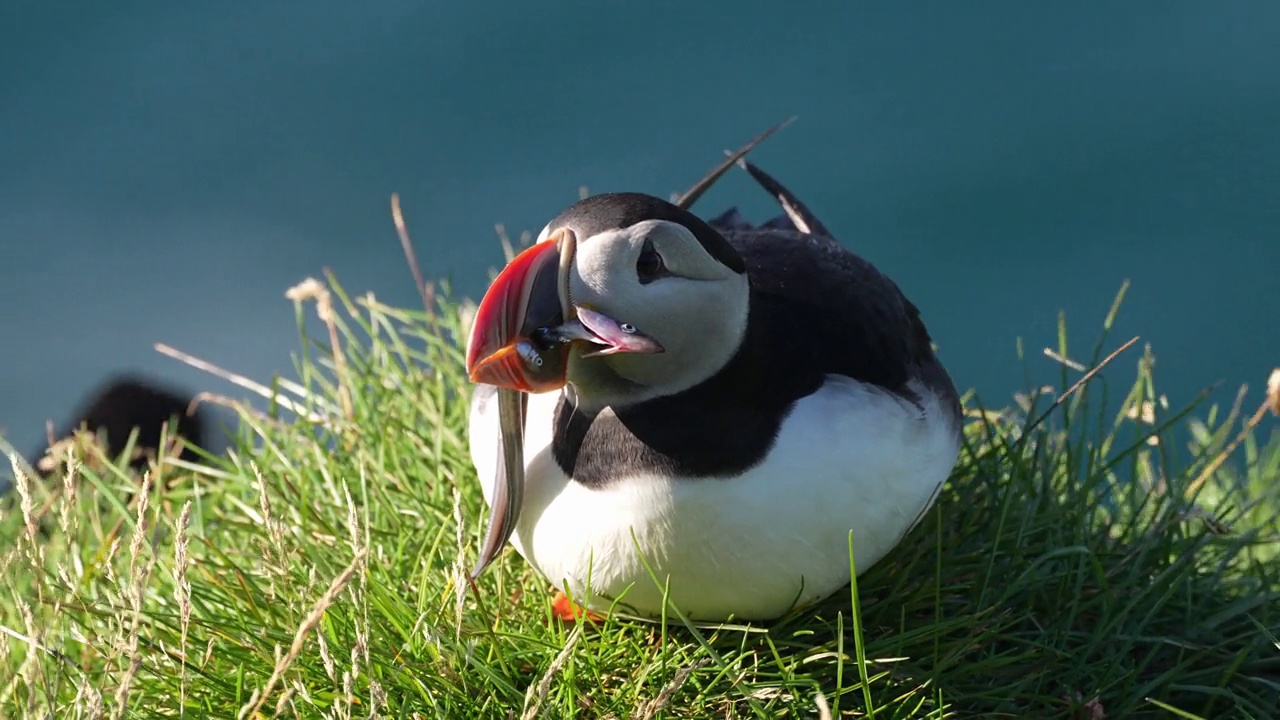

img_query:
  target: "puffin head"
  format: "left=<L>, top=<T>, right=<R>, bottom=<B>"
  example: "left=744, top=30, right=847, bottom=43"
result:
left=466, top=192, right=750, bottom=410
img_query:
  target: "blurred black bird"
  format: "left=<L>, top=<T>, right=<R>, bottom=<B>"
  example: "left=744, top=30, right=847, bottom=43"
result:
left=26, top=374, right=207, bottom=477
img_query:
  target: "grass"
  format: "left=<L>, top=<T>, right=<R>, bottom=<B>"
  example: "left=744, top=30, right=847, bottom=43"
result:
left=1, top=262, right=1278, bottom=718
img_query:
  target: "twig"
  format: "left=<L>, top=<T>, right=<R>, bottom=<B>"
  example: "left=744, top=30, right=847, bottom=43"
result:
left=634, top=659, right=709, bottom=720
left=521, top=623, right=584, bottom=720
left=1024, top=336, right=1140, bottom=435
left=154, top=343, right=329, bottom=422
left=1052, top=336, right=1140, bottom=411
left=391, top=193, right=435, bottom=317
left=237, top=550, right=367, bottom=720
left=186, top=392, right=263, bottom=420
left=1043, top=348, right=1087, bottom=372
left=310, top=272, right=353, bottom=419
left=1187, top=385, right=1276, bottom=497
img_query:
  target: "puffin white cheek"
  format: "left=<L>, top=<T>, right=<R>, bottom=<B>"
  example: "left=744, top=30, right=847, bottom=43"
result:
left=571, top=252, right=620, bottom=300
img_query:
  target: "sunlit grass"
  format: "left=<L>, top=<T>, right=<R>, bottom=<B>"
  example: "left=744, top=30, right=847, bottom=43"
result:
left=1, top=272, right=1277, bottom=718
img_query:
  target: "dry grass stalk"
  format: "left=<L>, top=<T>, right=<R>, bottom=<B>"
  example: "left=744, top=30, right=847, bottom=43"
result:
left=173, top=500, right=193, bottom=716
left=317, top=628, right=336, bottom=683
left=10, top=453, right=38, bottom=556
left=344, top=483, right=361, bottom=557
left=2, top=596, right=43, bottom=712
left=345, top=481, right=373, bottom=691
left=255, top=463, right=289, bottom=586
left=342, top=482, right=374, bottom=681
left=1044, top=347, right=1088, bottom=372
left=1051, top=337, right=1140, bottom=411
left=103, top=537, right=120, bottom=586
left=57, top=455, right=82, bottom=540
left=8, top=452, right=50, bottom=713
left=390, top=193, right=436, bottom=317
left=521, top=622, right=585, bottom=720
left=201, top=637, right=215, bottom=669
left=450, top=485, right=467, bottom=639
left=36, top=432, right=84, bottom=474
left=335, top=669, right=355, bottom=720
left=186, top=391, right=259, bottom=420
left=112, top=472, right=156, bottom=720
left=365, top=680, right=386, bottom=719
left=154, top=342, right=328, bottom=422
left=273, top=685, right=296, bottom=716
left=237, top=549, right=367, bottom=720
left=634, top=659, right=710, bottom=720
left=285, top=277, right=353, bottom=419
left=73, top=677, right=105, bottom=720
left=1188, top=368, right=1280, bottom=496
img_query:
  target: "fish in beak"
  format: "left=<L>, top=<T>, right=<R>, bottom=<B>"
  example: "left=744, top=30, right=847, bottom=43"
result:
left=466, top=228, right=578, bottom=394
left=466, top=228, right=664, bottom=393
left=465, top=227, right=662, bottom=580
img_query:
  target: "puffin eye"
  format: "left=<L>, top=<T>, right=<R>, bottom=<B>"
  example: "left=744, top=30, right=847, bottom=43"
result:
left=636, top=239, right=667, bottom=284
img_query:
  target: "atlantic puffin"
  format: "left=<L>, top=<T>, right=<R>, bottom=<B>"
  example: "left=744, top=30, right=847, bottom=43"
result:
left=31, top=375, right=207, bottom=476
left=464, top=129, right=963, bottom=622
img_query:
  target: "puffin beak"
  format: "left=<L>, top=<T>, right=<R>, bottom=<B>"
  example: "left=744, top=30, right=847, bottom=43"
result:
left=466, top=229, right=577, bottom=393
left=466, top=229, right=665, bottom=391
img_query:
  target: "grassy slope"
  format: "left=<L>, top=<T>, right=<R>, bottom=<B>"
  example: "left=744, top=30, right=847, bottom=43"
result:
left=1, top=275, right=1277, bottom=719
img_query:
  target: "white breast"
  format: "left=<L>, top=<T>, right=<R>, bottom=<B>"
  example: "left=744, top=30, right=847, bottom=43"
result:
left=467, top=376, right=961, bottom=621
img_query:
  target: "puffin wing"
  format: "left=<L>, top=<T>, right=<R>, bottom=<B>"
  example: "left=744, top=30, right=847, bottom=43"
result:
left=700, top=147, right=945, bottom=403
left=744, top=226, right=950, bottom=403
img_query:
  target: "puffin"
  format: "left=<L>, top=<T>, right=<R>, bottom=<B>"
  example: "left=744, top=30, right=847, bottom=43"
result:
left=464, top=127, right=963, bottom=622
left=31, top=375, right=207, bottom=476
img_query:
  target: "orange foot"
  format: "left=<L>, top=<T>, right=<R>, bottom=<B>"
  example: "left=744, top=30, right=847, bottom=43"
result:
left=551, top=591, right=606, bottom=624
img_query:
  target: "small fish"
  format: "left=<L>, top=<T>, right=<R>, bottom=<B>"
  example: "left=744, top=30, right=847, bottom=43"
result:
left=470, top=385, right=526, bottom=579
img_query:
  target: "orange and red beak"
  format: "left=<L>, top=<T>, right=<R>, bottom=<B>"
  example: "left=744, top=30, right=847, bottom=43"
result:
left=466, top=227, right=664, bottom=393
left=466, top=229, right=576, bottom=393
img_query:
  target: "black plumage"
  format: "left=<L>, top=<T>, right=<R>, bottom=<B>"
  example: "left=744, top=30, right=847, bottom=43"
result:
left=30, top=375, right=206, bottom=474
